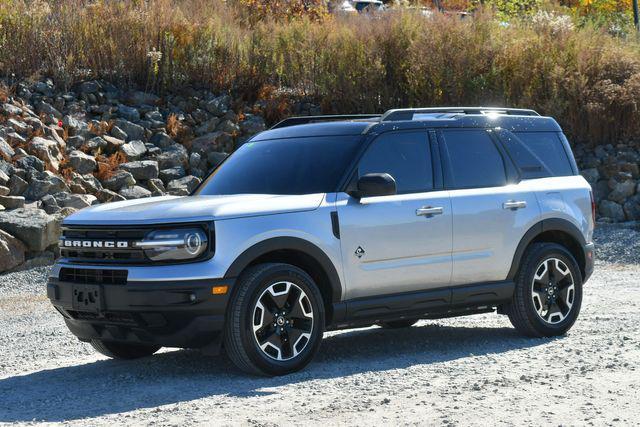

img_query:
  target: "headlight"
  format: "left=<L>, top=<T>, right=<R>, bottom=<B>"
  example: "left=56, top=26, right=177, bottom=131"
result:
left=135, top=228, right=208, bottom=262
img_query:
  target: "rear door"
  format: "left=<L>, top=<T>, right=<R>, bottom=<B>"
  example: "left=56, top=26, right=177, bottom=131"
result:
left=439, top=129, right=541, bottom=286
left=336, top=130, right=452, bottom=300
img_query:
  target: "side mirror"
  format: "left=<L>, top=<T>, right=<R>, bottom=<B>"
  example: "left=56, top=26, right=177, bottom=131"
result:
left=350, top=173, right=397, bottom=199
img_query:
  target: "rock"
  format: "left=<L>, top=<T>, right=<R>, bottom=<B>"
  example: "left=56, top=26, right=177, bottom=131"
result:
left=110, top=125, right=128, bottom=141
left=159, top=166, right=186, bottom=183
left=35, top=101, right=62, bottom=118
left=68, top=150, right=97, bottom=174
left=145, top=110, right=163, bottom=122
left=119, top=185, right=151, bottom=199
left=580, top=168, right=599, bottom=186
left=157, top=144, right=188, bottom=169
left=102, top=170, right=136, bottom=191
left=28, top=136, right=63, bottom=171
left=167, top=175, right=201, bottom=193
left=117, top=104, right=140, bottom=122
left=11, top=250, right=56, bottom=272
left=207, top=151, right=228, bottom=168
left=52, top=192, right=97, bottom=209
left=1, top=103, right=22, bottom=116
left=62, top=115, right=87, bottom=136
left=23, top=171, right=70, bottom=200
left=147, top=178, right=166, bottom=194
left=5, top=131, right=26, bottom=146
left=0, top=170, right=9, bottom=186
left=7, top=118, right=30, bottom=134
left=0, top=195, right=25, bottom=209
left=120, top=140, right=147, bottom=160
left=0, top=230, right=26, bottom=272
left=190, top=131, right=230, bottom=155
left=41, top=194, right=60, bottom=214
left=623, top=195, right=640, bottom=220
left=114, top=119, right=145, bottom=141
left=123, top=91, right=159, bottom=106
left=149, top=132, right=174, bottom=150
left=607, top=179, right=635, bottom=204
left=0, top=137, right=14, bottom=161
left=96, top=188, right=126, bottom=203
left=66, top=135, right=85, bottom=150
left=189, top=152, right=203, bottom=170
left=73, top=174, right=103, bottom=194
left=84, top=136, right=108, bottom=153
left=102, top=135, right=125, bottom=152
left=204, top=95, right=230, bottom=116
left=239, top=114, right=266, bottom=135
left=69, top=182, right=86, bottom=194
left=8, top=175, right=28, bottom=196
left=599, top=200, right=625, bottom=222
left=120, top=160, right=159, bottom=180
left=0, top=186, right=9, bottom=196
left=195, top=117, right=220, bottom=136
left=0, top=208, right=61, bottom=251
left=78, top=81, right=100, bottom=94
left=216, top=119, right=240, bottom=134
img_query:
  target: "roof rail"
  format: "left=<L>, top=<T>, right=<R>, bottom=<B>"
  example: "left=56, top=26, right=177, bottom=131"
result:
left=381, top=107, right=540, bottom=122
left=270, top=114, right=381, bottom=130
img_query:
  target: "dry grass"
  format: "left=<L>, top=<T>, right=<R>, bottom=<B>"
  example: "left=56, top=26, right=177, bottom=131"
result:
left=1, top=0, right=639, bottom=144
left=95, top=152, right=127, bottom=181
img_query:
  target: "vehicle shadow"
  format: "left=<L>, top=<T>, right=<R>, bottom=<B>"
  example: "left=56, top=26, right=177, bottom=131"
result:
left=0, top=323, right=553, bottom=422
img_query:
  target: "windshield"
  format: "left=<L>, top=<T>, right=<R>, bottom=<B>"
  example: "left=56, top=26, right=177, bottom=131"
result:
left=195, top=135, right=363, bottom=195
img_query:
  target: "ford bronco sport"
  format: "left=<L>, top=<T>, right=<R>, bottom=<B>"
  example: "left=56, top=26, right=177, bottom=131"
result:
left=48, top=107, right=595, bottom=376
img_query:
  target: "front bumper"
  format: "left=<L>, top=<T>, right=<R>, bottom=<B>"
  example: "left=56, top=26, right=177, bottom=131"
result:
left=47, top=276, right=235, bottom=353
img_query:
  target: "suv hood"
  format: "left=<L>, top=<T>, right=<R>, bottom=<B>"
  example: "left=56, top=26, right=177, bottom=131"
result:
left=63, top=194, right=325, bottom=226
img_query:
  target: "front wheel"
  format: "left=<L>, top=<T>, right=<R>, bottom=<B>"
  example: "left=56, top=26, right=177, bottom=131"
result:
left=507, top=243, right=583, bottom=337
left=224, top=263, right=325, bottom=376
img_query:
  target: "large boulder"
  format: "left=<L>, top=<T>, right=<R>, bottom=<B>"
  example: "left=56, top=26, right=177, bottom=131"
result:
left=190, top=131, right=231, bottom=155
left=68, top=150, right=97, bottom=174
left=102, top=170, right=136, bottom=191
left=159, top=166, right=186, bottom=183
left=27, top=137, right=63, bottom=171
left=120, top=160, right=159, bottom=180
left=8, top=175, right=28, bottom=196
left=52, top=192, right=97, bottom=209
left=119, top=185, right=151, bottom=199
left=0, top=195, right=25, bottom=210
left=0, top=208, right=61, bottom=252
left=120, top=140, right=147, bottom=161
left=0, top=230, right=26, bottom=272
left=23, top=172, right=70, bottom=201
left=0, top=137, right=15, bottom=161
left=157, top=144, right=188, bottom=169
left=114, top=119, right=145, bottom=141
left=599, top=200, right=625, bottom=222
left=607, top=179, right=635, bottom=204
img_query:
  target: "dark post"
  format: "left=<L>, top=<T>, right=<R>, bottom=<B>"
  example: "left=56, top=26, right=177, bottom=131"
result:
left=634, top=0, right=640, bottom=31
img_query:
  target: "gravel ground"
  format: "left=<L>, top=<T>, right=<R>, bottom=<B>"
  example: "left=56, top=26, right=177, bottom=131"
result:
left=0, top=226, right=639, bottom=426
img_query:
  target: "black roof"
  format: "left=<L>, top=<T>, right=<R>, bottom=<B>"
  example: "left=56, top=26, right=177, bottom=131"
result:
left=254, top=108, right=562, bottom=142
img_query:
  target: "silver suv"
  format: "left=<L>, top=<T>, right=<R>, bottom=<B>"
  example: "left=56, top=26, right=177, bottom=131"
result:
left=47, top=107, right=595, bottom=376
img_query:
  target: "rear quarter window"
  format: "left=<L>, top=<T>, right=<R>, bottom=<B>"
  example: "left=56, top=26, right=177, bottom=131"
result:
left=514, top=132, right=574, bottom=177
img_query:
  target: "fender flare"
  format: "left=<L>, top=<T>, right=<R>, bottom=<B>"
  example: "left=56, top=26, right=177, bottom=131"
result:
left=224, top=237, right=343, bottom=302
left=507, top=218, right=586, bottom=280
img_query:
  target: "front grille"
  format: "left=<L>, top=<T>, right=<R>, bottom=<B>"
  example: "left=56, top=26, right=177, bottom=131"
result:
left=59, top=267, right=128, bottom=285
left=67, top=310, right=137, bottom=324
left=60, top=226, right=148, bottom=264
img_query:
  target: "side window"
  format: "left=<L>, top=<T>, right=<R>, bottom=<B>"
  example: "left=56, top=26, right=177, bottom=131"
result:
left=358, top=131, right=433, bottom=194
left=442, top=130, right=507, bottom=189
left=514, top=132, right=574, bottom=177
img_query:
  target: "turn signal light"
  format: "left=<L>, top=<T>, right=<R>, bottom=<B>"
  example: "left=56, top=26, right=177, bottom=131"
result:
left=212, top=285, right=228, bottom=295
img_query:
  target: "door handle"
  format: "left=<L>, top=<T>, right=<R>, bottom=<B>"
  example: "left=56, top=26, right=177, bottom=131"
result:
left=503, top=200, right=527, bottom=210
left=416, top=206, right=444, bottom=217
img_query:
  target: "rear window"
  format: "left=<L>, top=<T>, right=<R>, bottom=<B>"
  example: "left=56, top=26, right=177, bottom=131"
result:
left=442, top=130, right=507, bottom=189
left=514, top=132, right=574, bottom=176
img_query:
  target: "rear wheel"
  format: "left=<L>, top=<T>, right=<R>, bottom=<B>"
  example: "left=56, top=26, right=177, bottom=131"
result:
left=380, top=319, right=418, bottom=329
left=90, top=339, right=160, bottom=359
left=507, top=243, right=583, bottom=337
left=224, top=263, right=325, bottom=376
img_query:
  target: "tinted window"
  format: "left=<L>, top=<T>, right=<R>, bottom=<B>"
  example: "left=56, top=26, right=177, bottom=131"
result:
left=196, top=136, right=362, bottom=195
left=358, top=131, right=432, bottom=194
left=515, top=132, right=574, bottom=176
left=442, top=130, right=507, bottom=188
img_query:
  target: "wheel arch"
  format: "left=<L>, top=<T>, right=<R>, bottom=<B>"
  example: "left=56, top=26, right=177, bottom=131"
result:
left=508, top=219, right=587, bottom=281
left=224, top=237, right=343, bottom=324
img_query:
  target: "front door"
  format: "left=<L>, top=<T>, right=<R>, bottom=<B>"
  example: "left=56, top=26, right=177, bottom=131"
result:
left=336, top=130, right=452, bottom=300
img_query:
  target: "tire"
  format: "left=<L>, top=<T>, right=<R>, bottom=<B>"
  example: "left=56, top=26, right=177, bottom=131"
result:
left=223, top=263, right=325, bottom=376
left=380, top=319, right=418, bottom=329
left=90, top=339, right=160, bottom=359
left=506, top=242, right=583, bottom=338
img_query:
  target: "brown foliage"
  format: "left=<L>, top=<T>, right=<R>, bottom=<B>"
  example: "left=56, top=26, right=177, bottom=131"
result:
left=95, top=152, right=127, bottom=182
